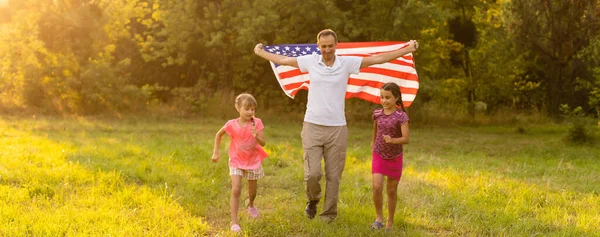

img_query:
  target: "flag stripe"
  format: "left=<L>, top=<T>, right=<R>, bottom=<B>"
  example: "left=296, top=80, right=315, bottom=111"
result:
left=347, top=79, right=419, bottom=94
left=345, top=91, right=414, bottom=107
left=357, top=68, right=419, bottom=82
left=278, top=69, right=306, bottom=80
left=349, top=75, right=419, bottom=88
left=282, top=81, right=309, bottom=91
left=277, top=64, right=418, bottom=83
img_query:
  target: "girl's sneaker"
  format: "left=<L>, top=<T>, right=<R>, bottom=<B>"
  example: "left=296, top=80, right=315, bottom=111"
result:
left=248, top=206, right=259, bottom=218
left=231, top=224, right=241, bottom=232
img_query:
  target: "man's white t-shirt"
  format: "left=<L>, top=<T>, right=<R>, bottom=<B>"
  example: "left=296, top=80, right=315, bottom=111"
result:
left=297, top=54, right=362, bottom=126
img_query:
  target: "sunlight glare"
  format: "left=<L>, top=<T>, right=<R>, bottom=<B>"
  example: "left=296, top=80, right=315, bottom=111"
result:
left=0, top=0, right=7, bottom=8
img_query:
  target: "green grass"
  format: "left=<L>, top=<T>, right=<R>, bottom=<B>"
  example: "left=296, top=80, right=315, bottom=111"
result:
left=1, top=116, right=599, bottom=236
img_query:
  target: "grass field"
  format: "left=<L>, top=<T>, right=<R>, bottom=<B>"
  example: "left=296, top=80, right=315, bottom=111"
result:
left=1, top=116, right=599, bottom=236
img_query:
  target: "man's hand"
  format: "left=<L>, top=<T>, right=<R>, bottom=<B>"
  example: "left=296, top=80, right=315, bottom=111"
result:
left=254, top=43, right=264, bottom=55
left=408, top=40, right=419, bottom=52
left=211, top=153, right=219, bottom=163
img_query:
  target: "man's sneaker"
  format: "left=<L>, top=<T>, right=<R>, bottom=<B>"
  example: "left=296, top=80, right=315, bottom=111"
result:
left=305, top=200, right=319, bottom=219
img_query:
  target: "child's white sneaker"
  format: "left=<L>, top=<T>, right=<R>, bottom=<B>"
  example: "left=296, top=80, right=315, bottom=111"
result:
left=230, top=224, right=241, bottom=232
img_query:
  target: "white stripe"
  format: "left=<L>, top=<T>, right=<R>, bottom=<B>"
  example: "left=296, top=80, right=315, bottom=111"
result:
left=270, top=62, right=294, bottom=98
left=336, top=43, right=409, bottom=54
left=278, top=74, right=310, bottom=86
left=269, top=62, right=282, bottom=80
left=275, top=65, right=300, bottom=73
left=351, top=74, right=420, bottom=88
left=367, top=63, right=417, bottom=74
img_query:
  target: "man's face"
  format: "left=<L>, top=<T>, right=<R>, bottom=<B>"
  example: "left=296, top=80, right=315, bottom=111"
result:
left=318, top=35, right=337, bottom=62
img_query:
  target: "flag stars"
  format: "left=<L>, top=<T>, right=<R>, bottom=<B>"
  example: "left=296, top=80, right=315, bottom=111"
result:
left=266, top=45, right=321, bottom=56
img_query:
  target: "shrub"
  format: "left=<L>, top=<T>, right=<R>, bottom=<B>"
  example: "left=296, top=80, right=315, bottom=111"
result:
left=560, top=104, right=592, bottom=144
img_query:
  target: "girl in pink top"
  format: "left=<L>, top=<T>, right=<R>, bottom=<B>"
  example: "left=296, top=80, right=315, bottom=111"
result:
left=370, top=82, right=410, bottom=231
left=212, top=93, right=267, bottom=233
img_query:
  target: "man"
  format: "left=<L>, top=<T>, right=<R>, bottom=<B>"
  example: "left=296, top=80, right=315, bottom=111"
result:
left=254, top=29, right=418, bottom=221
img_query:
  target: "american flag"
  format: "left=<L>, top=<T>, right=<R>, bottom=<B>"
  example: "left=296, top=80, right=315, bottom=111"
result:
left=264, top=42, right=419, bottom=107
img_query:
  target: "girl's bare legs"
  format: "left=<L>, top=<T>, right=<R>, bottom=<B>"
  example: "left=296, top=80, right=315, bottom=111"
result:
left=247, top=180, right=257, bottom=207
left=386, top=177, right=400, bottom=229
left=230, top=175, right=243, bottom=226
left=372, top=174, right=385, bottom=223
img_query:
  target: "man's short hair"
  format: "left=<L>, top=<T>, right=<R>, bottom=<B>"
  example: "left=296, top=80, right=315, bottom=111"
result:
left=317, top=29, right=338, bottom=44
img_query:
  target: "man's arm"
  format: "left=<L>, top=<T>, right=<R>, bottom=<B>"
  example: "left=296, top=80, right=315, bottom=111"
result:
left=360, top=40, right=419, bottom=69
left=254, top=43, right=299, bottom=68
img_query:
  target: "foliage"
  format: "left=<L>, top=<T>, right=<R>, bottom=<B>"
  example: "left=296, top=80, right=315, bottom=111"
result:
left=560, top=104, right=594, bottom=144
left=576, top=33, right=600, bottom=117
left=504, top=0, right=600, bottom=116
left=0, top=0, right=600, bottom=118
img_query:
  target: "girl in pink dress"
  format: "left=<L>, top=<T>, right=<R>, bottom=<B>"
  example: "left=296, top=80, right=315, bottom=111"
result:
left=370, top=82, right=410, bottom=231
left=212, top=93, right=268, bottom=233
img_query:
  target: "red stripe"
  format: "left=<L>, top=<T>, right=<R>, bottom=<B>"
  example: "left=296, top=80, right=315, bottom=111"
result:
left=278, top=69, right=305, bottom=80
left=346, top=91, right=380, bottom=103
left=283, top=81, right=308, bottom=91
left=290, top=85, right=309, bottom=96
left=336, top=42, right=405, bottom=49
left=345, top=91, right=414, bottom=107
left=348, top=78, right=419, bottom=94
left=388, top=58, right=415, bottom=66
left=357, top=68, right=419, bottom=81
left=400, top=87, right=419, bottom=95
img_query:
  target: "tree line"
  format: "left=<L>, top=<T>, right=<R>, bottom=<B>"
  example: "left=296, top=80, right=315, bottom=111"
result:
left=0, top=0, right=599, bottom=118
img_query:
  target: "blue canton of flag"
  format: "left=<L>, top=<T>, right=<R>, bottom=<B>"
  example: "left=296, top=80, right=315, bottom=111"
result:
left=263, top=44, right=320, bottom=59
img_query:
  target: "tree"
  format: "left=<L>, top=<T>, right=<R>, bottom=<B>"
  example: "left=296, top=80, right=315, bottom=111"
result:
left=505, top=0, right=600, bottom=116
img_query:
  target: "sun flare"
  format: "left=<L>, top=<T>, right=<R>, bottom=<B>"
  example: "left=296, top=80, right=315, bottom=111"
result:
left=0, top=0, right=8, bottom=8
